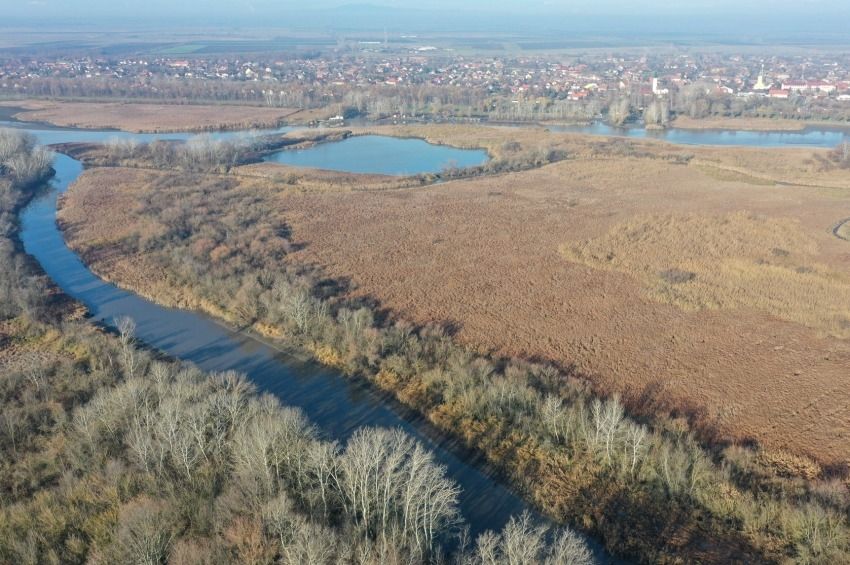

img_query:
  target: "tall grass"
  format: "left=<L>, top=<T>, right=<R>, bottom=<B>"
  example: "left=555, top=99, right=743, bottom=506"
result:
left=562, top=212, right=850, bottom=337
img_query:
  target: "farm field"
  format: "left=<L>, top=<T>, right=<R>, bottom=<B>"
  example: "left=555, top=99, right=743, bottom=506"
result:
left=60, top=125, right=850, bottom=464
left=0, top=100, right=300, bottom=132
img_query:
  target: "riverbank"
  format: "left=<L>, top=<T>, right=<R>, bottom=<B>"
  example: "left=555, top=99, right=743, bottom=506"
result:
left=7, top=98, right=850, bottom=142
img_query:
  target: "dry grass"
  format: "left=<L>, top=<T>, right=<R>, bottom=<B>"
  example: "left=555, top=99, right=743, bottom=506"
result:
left=689, top=148, right=850, bottom=190
left=561, top=212, right=850, bottom=337
left=692, top=164, right=776, bottom=185
left=2, top=100, right=299, bottom=133
left=60, top=130, right=850, bottom=464
left=284, top=106, right=342, bottom=125
left=233, top=162, right=413, bottom=192
left=671, top=116, right=812, bottom=132
left=349, top=124, right=561, bottom=160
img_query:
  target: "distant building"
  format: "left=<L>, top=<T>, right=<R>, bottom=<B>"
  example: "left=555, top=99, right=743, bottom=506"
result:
left=769, top=89, right=791, bottom=99
left=782, top=80, right=836, bottom=94
left=809, top=81, right=836, bottom=94
left=782, top=80, right=808, bottom=92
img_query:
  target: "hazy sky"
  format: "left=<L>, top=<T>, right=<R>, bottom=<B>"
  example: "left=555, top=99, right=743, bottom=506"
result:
left=3, top=0, right=850, bottom=32
left=3, top=0, right=848, bottom=16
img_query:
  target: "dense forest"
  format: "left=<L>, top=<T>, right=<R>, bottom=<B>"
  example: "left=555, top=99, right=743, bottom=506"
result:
left=61, top=138, right=850, bottom=563
left=0, top=130, right=594, bottom=564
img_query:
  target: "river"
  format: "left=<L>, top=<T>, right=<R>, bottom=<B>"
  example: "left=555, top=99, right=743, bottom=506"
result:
left=10, top=122, right=626, bottom=562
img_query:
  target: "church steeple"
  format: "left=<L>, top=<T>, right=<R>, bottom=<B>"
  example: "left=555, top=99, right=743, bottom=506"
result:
left=754, top=64, right=769, bottom=91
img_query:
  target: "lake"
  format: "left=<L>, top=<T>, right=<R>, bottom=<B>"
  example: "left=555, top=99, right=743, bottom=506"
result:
left=263, top=134, right=490, bottom=174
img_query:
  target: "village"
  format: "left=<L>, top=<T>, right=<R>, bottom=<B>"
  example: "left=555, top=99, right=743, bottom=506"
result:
left=3, top=48, right=850, bottom=124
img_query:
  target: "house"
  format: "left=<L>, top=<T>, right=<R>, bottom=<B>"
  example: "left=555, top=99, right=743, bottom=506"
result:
left=769, top=89, right=791, bottom=99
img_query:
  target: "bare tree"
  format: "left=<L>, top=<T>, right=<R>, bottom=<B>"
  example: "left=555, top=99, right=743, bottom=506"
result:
left=0, top=129, right=53, bottom=186
left=644, top=98, right=670, bottom=127
left=116, top=316, right=140, bottom=377
left=624, top=423, right=648, bottom=476
left=337, top=427, right=459, bottom=557
left=467, top=512, right=594, bottom=565
left=607, top=97, right=632, bottom=127
left=114, top=497, right=175, bottom=565
left=305, top=440, right=341, bottom=520
left=541, top=395, right=564, bottom=443
left=232, top=399, right=314, bottom=498
left=546, top=528, right=594, bottom=565
left=499, top=512, right=548, bottom=564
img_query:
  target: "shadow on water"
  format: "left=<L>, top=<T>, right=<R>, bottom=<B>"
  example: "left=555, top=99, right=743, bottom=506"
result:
left=14, top=127, right=624, bottom=562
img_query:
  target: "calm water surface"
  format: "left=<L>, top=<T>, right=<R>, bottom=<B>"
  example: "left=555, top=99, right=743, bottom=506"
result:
left=263, top=134, right=490, bottom=174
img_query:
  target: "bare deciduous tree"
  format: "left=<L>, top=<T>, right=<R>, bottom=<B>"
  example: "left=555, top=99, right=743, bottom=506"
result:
left=116, top=316, right=140, bottom=377
left=337, top=427, right=460, bottom=557
left=542, top=394, right=564, bottom=443
left=608, top=97, right=632, bottom=127
left=466, top=511, right=593, bottom=565
left=114, top=498, right=175, bottom=565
